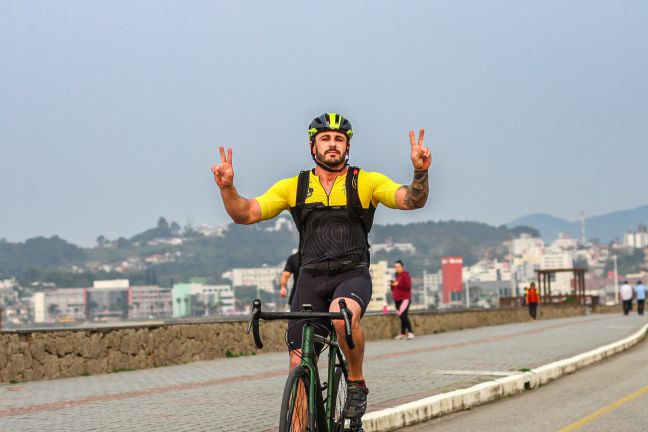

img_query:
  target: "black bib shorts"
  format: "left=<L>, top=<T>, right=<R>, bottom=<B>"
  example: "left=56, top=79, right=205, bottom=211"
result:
left=287, top=266, right=372, bottom=354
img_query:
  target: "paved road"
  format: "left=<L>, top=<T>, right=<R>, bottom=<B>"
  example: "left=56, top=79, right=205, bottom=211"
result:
left=0, top=314, right=645, bottom=431
left=402, top=324, right=648, bottom=432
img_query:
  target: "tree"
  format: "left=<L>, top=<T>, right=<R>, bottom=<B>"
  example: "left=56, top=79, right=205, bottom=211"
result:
left=170, top=222, right=181, bottom=236
left=96, top=235, right=108, bottom=247
left=157, top=217, right=170, bottom=231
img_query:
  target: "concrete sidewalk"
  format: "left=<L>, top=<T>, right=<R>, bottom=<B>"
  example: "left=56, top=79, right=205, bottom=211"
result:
left=0, top=314, right=645, bottom=431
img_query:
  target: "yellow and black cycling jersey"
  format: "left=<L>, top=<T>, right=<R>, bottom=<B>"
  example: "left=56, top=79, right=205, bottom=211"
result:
left=255, top=169, right=402, bottom=266
left=255, top=169, right=401, bottom=220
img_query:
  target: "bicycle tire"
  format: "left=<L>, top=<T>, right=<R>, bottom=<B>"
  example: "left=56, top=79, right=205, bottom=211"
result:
left=279, top=366, right=315, bottom=431
left=329, top=365, right=348, bottom=431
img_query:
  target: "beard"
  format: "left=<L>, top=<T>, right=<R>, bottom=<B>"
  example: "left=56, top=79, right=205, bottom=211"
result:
left=315, top=148, right=347, bottom=168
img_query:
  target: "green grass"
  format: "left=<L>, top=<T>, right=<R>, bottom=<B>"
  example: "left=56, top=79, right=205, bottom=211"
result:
left=225, top=350, right=256, bottom=358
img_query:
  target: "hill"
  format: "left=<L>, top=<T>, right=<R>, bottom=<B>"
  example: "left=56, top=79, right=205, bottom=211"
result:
left=1, top=218, right=539, bottom=288
left=507, top=204, right=648, bottom=242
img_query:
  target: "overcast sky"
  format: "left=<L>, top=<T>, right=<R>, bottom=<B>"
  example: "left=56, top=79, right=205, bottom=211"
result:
left=2, top=1, right=647, bottom=246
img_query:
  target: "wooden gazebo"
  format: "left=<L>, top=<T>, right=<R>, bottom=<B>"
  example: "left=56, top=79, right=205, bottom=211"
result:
left=535, top=268, right=587, bottom=305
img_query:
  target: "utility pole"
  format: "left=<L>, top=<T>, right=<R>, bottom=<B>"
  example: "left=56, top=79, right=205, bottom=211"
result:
left=423, top=270, right=428, bottom=310
left=613, top=255, right=619, bottom=304
left=465, top=279, right=470, bottom=309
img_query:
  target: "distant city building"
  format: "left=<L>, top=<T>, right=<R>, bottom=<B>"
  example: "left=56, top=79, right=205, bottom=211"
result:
left=422, top=271, right=441, bottom=308
left=368, top=260, right=392, bottom=312
left=227, top=265, right=283, bottom=293
left=624, top=226, right=648, bottom=249
left=464, top=259, right=511, bottom=283
left=88, top=280, right=130, bottom=321
left=32, top=288, right=86, bottom=323
left=441, top=256, right=463, bottom=306
left=552, top=233, right=578, bottom=251
left=172, top=283, right=234, bottom=317
left=540, top=252, right=574, bottom=294
left=0, top=278, right=18, bottom=303
left=129, top=285, right=172, bottom=319
left=511, top=234, right=545, bottom=257
left=371, top=238, right=416, bottom=254
left=466, top=280, right=512, bottom=308
left=195, top=224, right=227, bottom=237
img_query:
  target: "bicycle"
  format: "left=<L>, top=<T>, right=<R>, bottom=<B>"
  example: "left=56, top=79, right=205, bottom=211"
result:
left=246, top=298, right=365, bottom=432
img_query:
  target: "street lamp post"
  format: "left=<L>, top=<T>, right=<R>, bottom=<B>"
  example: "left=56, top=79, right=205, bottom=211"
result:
left=613, top=255, right=619, bottom=304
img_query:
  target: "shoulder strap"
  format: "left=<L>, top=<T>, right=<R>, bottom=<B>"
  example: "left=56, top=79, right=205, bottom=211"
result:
left=292, top=169, right=310, bottom=232
left=291, top=170, right=311, bottom=269
left=296, top=170, right=310, bottom=207
left=345, top=166, right=368, bottom=234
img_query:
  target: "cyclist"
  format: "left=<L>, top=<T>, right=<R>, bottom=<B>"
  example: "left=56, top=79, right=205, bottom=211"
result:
left=212, top=112, right=431, bottom=421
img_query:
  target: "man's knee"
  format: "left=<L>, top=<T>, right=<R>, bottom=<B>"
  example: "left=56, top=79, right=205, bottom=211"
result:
left=331, top=298, right=363, bottom=332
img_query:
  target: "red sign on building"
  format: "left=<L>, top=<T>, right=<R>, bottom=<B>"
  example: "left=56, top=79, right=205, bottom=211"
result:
left=441, top=256, right=463, bottom=304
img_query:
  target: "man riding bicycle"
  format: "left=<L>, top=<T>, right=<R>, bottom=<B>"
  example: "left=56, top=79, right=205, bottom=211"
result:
left=212, top=112, right=431, bottom=422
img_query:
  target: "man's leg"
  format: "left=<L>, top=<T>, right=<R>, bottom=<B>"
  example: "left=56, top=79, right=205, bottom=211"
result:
left=638, top=300, right=645, bottom=315
left=328, top=267, right=372, bottom=420
left=329, top=297, right=365, bottom=381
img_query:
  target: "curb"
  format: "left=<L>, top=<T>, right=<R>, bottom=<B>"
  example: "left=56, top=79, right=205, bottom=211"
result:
left=362, top=323, right=648, bottom=432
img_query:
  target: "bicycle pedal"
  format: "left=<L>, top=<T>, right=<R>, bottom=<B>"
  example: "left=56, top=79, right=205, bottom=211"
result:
left=345, top=419, right=364, bottom=432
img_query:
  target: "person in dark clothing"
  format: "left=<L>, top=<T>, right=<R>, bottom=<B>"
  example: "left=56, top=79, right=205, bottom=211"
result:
left=279, top=252, right=300, bottom=306
left=390, top=260, right=414, bottom=339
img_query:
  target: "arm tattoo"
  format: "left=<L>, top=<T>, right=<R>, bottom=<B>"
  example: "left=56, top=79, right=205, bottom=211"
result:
left=404, top=170, right=429, bottom=209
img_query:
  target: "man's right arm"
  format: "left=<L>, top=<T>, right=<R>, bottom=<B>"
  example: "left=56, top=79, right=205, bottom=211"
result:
left=279, top=271, right=291, bottom=298
left=220, top=186, right=262, bottom=225
left=212, top=146, right=262, bottom=224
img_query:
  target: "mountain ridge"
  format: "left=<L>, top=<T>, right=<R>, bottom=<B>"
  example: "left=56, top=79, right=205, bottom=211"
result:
left=507, top=204, right=648, bottom=242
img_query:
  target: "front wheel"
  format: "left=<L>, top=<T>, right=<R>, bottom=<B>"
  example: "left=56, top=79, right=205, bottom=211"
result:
left=330, top=365, right=348, bottom=431
left=280, top=366, right=315, bottom=431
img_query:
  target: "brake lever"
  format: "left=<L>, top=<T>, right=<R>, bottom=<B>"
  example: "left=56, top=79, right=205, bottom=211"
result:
left=338, top=298, right=355, bottom=350
left=247, top=299, right=264, bottom=349
left=246, top=299, right=261, bottom=334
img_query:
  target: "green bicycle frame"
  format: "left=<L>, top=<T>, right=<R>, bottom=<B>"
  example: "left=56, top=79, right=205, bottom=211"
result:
left=298, top=322, right=348, bottom=432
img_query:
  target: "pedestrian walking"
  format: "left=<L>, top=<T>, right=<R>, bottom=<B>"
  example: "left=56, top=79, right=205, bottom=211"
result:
left=279, top=252, right=300, bottom=307
left=527, top=282, right=540, bottom=321
left=390, top=260, right=414, bottom=340
left=635, top=280, right=646, bottom=316
left=620, top=281, right=634, bottom=315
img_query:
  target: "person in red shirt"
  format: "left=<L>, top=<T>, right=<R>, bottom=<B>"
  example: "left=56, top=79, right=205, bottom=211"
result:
left=390, top=260, right=415, bottom=339
left=527, top=282, right=540, bottom=321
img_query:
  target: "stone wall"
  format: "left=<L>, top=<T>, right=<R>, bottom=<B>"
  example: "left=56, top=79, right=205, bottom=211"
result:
left=592, top=304, right=624, bottom=314
left=0, top=305, right=585, bottom=384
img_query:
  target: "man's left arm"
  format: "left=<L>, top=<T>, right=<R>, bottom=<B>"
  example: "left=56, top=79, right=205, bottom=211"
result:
left=395, top=129, right=432, bottom=210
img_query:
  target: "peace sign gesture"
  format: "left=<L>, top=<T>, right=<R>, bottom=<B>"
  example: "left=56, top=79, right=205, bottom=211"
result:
left=212, top=146, right=234, bottom=189
left=409, top=129, right=432, bottom=171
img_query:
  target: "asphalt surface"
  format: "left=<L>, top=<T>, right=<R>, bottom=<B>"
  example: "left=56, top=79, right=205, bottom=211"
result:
left=402, top=325, right=648, bottom=432
left=0, top=313, right=645, bottom=431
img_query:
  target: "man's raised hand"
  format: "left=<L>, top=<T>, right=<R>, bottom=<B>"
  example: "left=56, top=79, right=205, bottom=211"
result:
left=212, top=146, right=234, bottom=189
left=409, top=129, right=432, bottom=171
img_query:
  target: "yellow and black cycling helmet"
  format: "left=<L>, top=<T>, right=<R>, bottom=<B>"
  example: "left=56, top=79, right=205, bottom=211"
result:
left=308, top=112, right=353, bottom=143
